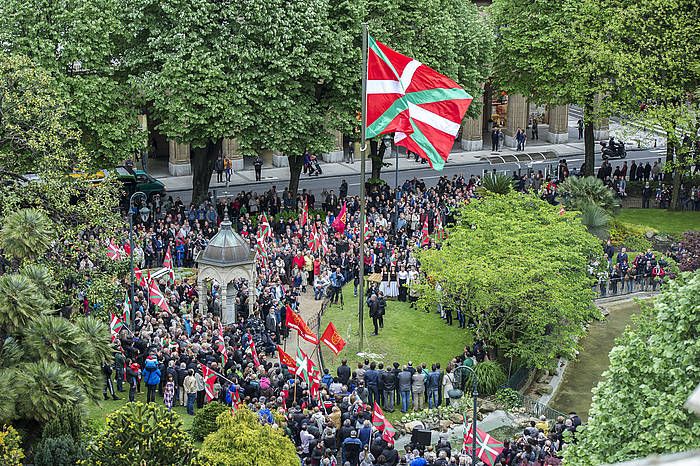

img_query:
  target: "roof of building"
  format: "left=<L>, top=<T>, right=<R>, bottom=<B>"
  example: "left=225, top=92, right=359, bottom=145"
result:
left=196, top=214, right=253, bottom=267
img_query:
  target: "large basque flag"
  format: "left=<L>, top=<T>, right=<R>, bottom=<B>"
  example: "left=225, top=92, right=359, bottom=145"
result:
left=365, top=36, right=472, bottom=170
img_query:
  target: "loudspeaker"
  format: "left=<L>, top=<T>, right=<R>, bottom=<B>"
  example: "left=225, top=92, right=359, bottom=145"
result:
left=411, top=428, right=432, bottom=447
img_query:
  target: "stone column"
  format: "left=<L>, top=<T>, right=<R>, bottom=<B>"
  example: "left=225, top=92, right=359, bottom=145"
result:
left=322, top=130, right=344, bottom=163
left=168, top=140, right=191, bottom=176
left=461, top=92, right=484, bottom=151
left=546, top=104, right=569, bottom=144
left=222, top=138, right=244, bottom=171
left=504, top=94, right=528, bottom=148
left=223, top=282, right=236, bottom=324
left=197, top=277, right=205, bottom=316
left=271, top=150, right=288, bottom=167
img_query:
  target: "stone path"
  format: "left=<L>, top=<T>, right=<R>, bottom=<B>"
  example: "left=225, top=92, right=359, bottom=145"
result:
left=280, top=291, right=324, bottom=368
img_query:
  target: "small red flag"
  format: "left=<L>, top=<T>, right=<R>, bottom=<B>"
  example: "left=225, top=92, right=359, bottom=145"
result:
left=300, top=197, right=309, bottom=227
left=331, top=202, right=347, bottom=233
left=320, top=322, right=346, bottom=355
left=285, top=305, right=319, bottom=345
left=200, top=363, right=217, bottom=403
left=277, top=345, right=297, bottom=371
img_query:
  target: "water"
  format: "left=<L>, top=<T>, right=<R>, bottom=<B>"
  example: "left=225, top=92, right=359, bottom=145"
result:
left=550, top=300, right=642, bottom=421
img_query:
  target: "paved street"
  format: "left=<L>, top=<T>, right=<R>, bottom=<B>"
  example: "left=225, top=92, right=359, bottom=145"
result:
left=163, top=145, right=667, bottom=203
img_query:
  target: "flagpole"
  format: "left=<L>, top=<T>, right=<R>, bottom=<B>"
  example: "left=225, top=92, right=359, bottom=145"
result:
left=358, top=22, right=368, bottom=353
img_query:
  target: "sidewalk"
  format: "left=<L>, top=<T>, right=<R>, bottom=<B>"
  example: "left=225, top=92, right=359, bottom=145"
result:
left=151, top=140, right=595, bottom=192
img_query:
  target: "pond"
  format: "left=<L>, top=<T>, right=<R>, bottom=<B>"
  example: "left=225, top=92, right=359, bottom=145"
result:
left=549, top=300, right=644, bottom=421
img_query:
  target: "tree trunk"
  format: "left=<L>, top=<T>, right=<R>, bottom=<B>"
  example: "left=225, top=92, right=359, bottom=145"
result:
left=191, top=139, right=221, bottom=205
left=583, top=97, right=596, bottom=177
left=670, top=170, right=682, bottom=211
left=370, top=139, right=385, bottom=180
left=287, top=153, right=303, bottom=196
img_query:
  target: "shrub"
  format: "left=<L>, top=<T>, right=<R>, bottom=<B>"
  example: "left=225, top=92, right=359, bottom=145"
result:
left=41, top=405, right=83, bottom=443
left=468, top=361, right=507, bottom=396
left=83, top=402, right=194, bottom=466
left=558, top=176, right=620, bottom=214
left=678, top=231, right=700, bottom=272
left=0, top=425, right=24, bottom=466
left=191, top=401, right=229, bottom=441
left=194, top=408, right=298, bottom=466
left=495, top=388, right=522, bottom=410
left=34, top=435, right=85, bottom=466
left=609, top=220, right=653, bottom=252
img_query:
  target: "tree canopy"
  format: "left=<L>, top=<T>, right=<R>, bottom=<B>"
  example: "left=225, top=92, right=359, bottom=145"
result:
left=417, top=192, right=601, bottom=369
left=564, top=271, right=700, bottom=465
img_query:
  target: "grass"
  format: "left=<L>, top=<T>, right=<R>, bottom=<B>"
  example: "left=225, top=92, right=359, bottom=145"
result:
left=85, top=390, right=195, bottom=432
left=320, top=286, right=472, bottom=371
left=615, top=209, right=700, bottom=236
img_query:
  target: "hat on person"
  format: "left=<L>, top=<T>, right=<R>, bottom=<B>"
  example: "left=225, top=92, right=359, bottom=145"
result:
left=350, top=430, right=357, bottom=437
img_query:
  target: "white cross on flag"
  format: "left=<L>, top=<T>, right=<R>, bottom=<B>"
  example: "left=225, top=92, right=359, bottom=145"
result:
left=365, top=36, right=472, bottom=170
left=464, top=422, right=504, bottom=466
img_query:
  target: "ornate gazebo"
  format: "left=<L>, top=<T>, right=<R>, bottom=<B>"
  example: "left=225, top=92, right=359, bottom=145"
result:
left=195, top=214, right=255, bottom=324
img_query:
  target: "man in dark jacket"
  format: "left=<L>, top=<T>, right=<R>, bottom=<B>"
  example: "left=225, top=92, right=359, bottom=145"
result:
left=102, top=363, right=119, bottom=400
left=382, top=366, right=397, bottom=412
left=369, top=295, right=380, bottom=336
left=397, top=366, right=412, bottom=413
left=337, top=359, right=351, bottom=386
left=364, top=362, right=380, bottom=407
left=342, top=431, right=363, bottom=466
left=126, top=359, right=139, bottom=402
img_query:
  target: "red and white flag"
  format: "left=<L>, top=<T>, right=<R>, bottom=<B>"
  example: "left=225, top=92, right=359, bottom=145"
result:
left=371, top=402, right=397, bottom=443
left=320, top=322, right=346, bottom=355
left=285, top=305, right=319, bottom=345
left=162, top=246, right=175, bottom=285
left=200, top=363, right=217, bottom=403
left=134, top=266, right=147, bottom=288
left=464, top=422, right=504, bottom=466
left=249, top=338, right=261, bottom=368
left=106, top=239, right=123, bottom=260
left=420, top=217, right=430, bottom=246
left=300, top=197, right=309, bottom=227
left=365, top=36, right=472, bottom=170
left=148, top=280, right=170, bottom=313
left=109, top=313, right=125, bottom=343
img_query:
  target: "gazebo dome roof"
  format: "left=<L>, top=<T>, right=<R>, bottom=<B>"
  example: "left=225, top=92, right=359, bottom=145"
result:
left=196, top=215, right=253, bottom=267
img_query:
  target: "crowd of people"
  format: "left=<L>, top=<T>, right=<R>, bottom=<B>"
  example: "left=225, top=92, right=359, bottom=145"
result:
left=96, top=162, right=687, bottom=464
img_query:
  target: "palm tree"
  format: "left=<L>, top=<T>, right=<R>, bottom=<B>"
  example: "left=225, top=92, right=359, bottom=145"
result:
left=479, top=173, right=514, bottom=195
left=558, top=176, right=620, bottom=214
left=579, top=202, right=612, bottom=239
left=0, top=208, right=54, bottom=260
left=0, top=274, right=51, bottom=333
left=20, top=263, right=56, bottom=302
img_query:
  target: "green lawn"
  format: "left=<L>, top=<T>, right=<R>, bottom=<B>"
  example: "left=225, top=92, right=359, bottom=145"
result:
left=616, top=209, right=700, bottom=236
left=86, top=390, right=195, bottom=432
left=320, top=286, right=472, bottom=370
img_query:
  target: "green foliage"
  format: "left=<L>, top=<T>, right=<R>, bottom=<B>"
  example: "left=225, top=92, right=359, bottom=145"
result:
left=190, top=401, right=229, bottom=442
left=468, top=361, right=507, bottom=396
left=558, top=177, right=620, bottom=214
left=0, top=425, right=24, bottom=466
left=478, top=173, right=514, bottom=195
left=579, top=202, right=612, bottom=240
left=0, top=209, right=54, bottom=260
left=0, top=274, right=52, bottom=334
left=34, top=435, right=85, bottom=466
left=195, top=408, right=298, bottom=466
left=608, top=220, right=653, bottom=252
left=417, top=192, right=601, bottom=369
left=564, top=271, right=700, bottom=465
left=42, top=405, right=84, bottom=443
left=495, top=388, right=522, bottom=410
left=0, top=0, right=143, bottom=167
left=83, top=402, right=194, bottom=466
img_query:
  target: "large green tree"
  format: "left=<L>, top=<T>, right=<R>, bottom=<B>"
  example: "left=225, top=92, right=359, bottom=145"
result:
left=0, top=0, right=144, bottom=167
left=417, top=192, right=601, bottom=369
left=564, top=271, right=700, bottom=465
left=603, top=0, right=700, bottom=210
left=490, top=0, right=611, bottom=176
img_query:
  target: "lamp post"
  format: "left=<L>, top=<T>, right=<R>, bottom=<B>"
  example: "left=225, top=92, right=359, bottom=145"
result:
left=451, top=363, right=479, bottom=465
left=129, top=192, right=149, bottom=329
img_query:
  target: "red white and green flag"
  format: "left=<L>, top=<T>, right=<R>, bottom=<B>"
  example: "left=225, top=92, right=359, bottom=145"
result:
left=106, top=239, right=123, bottom=261
left=258, top=212, right=272, bottom=239
left=109, top=313, right=125, bottom=342
left=162, top=246, right=175, bottom=285
left=300, top=197, right=309, bottom=227
left=249, top=338, right=261, bottom=368
left=464, top=422, right=504, bottom=466
left=217, top=322, right=228, bottom=367
left=295, top=348, right=314, bottom=385
left=308, top=224, right=320, bottom=252
left=434, top=211, right=446, bottom=240
left=200, top=363, right=217, bottom=403
left=420, top=217, right=430, bottom=247
left=134, top=266, right=147, bottom=288
left=148, top=280, right=170, bottom=313
left=372, top=402, right=397, bottom=443
left=365, top=36, right=472, bottom=170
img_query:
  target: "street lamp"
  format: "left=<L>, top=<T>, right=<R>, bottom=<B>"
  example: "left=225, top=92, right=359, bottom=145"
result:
left=450, top=364, right=479, bottom=465
left=129, top=192, right=149, bottom=329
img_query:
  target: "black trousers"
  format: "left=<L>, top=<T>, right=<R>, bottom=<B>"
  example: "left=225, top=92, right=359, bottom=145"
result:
left=446, top=310, right=453, bottom=325
left=255, top=167, right=262, bottom=181
left=147, top=384, right=157, bottom=403
left=372, top=317, right=379, bottom=335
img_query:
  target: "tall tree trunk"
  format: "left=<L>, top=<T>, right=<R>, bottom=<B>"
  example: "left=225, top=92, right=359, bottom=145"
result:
left=583, top=96, right=596, bottom=177
left=191, top=138, right=221, bottom=205
left=287, top=153, right=303, bottom=196
left=370, top=140, right=384, bottom=180
left=664, top=124, right=676, bottom=182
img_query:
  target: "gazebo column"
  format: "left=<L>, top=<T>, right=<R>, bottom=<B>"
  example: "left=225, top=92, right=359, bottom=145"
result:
left=223, top=282, right=237, bottom=324
left=197, top=277, right=205, bottom=315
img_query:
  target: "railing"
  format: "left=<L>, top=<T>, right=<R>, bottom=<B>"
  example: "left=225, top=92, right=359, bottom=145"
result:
left=505, top=366, right=532, bottom=392
left=520, top=394, right=567, bottom=421
left=315, top=298, right=331, bottom=371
